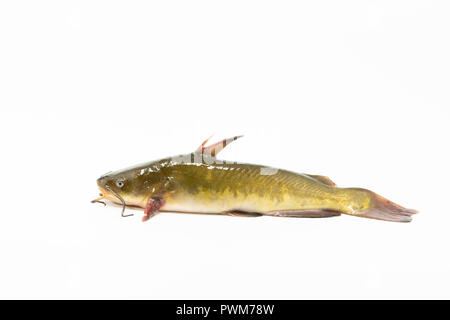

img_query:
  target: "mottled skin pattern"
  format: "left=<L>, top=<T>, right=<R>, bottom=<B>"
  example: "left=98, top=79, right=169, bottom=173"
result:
left=97, top=153, right=373, bottom=216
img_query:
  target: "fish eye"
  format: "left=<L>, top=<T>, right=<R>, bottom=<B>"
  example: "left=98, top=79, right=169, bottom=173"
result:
left=116, top=180, right=124, bottom=188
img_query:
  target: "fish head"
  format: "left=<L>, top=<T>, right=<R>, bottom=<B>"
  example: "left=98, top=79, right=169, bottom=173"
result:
left=96, top=169, right=146, bottom=207
left=94, top=161, right=167, bottom=208
left=96, top=171, right=130, bottom=203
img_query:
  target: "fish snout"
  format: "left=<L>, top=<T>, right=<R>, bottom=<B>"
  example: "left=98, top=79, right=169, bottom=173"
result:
left=91, top=177, right=110, bottom=205
left=96, top=176, right=104, bottom=187
left=96, top=175, right=110, bottom=194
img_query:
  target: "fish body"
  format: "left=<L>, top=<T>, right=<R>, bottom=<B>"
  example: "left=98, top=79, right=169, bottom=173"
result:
left=93, top=137, right=417, bottom=222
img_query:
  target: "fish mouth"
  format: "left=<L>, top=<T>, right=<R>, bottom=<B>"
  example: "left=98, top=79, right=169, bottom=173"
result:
left=91, top=180, right=109, bottom=205
left=93, top=180, right=117, bottom=203
left=91, top=193, right=107, bottom=206
left=91, top=182, right=111, bottom=205
left=91, top=184, right=134, bottom=218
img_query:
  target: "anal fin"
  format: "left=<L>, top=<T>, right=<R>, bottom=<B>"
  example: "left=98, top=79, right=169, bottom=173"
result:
left=264, top=209, right=341, bottom=218
left=225, top=210, right=263, bottom=217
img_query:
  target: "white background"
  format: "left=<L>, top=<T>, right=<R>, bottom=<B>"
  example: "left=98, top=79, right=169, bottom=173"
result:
left=1, top=1, right=449, bottom=299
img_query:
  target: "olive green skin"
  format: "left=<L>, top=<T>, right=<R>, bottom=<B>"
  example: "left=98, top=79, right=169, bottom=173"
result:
left=97, top=153, right=373, bottom=215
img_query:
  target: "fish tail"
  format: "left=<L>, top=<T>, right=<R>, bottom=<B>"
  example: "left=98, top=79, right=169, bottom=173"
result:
left=344, top=188, right=418, bottom=223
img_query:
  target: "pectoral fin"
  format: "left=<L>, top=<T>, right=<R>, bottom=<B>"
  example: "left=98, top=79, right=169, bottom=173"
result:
left=142, top=196, right=166, bottom=222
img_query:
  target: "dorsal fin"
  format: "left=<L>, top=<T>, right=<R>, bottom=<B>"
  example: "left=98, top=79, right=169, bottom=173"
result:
left=195, top=135, right=243, bottom=157
left=306, top=174, right=337, bottom=187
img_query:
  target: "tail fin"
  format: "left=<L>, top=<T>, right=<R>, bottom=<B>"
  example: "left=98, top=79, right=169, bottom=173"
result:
left=353, top=191, right=418, bottom=223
